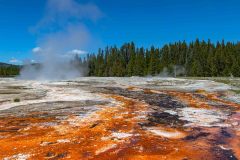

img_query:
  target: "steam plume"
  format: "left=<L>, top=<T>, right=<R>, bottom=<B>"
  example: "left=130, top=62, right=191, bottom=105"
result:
left=20, top=0, right=102, bottom=80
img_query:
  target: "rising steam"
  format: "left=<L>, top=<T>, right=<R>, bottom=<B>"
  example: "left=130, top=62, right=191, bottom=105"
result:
left=20, top=0, right=103, bottom=80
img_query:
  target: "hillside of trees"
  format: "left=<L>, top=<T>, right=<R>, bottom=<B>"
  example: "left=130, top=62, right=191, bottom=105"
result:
left=0, top=63, right=20, bottom=77
left=1, top=39, right=240, bottom=77
left=87, top=39, right=240, bottom=77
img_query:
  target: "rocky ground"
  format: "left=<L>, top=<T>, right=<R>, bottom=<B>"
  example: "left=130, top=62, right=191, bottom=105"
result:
left=0, top=77, right=239, bottom=160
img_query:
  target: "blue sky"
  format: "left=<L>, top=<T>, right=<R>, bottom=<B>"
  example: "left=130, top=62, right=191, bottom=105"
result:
left=1, top=0, right=240, bottom=64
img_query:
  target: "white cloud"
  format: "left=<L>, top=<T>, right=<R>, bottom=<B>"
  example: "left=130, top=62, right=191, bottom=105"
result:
left=32, top=47, right=42, bottom=53
left=9, top=58, right=22, bottom=64
left=68, top=49, right=87, bottom=55
left=31, top=59, right=36, bottom=63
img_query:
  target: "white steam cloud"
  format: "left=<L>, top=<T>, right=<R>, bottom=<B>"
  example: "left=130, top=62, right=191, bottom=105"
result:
left=68, top=49, right=87, bottom=55
left=158, top=65, right=186, bottom=77
left=9, top=58, right=22, bottom=64
left=20, top=0, right=103, bottom=80
left=32, top=47, right=42, bottom=53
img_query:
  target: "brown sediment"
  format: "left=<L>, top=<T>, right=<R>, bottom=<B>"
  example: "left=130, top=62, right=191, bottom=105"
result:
left=142, top=89, right=214, bottom=109
left=127, top=86, right=137, bottom=91
left=166, top=90, right=213, bottom=109
left=196, top=89, right=240, bottom=108
left=162, top=90, right=240, bottom=110
left=229, top=131, right=240, bottom=159
left=0, top=91, right=239, bottom=159
left=143, top=89, right=154, bottom=94
left=228, top=111, right=240, bottom=158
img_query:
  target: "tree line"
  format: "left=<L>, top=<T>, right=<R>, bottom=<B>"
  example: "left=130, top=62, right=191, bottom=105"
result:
left=87, top=39, right=240, bottom=77
left=0, top=65, right=20, bottom=77
left=0, top=39, right=240, bottom=77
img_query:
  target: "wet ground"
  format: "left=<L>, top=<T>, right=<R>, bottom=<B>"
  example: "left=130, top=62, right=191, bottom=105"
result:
left=0, top=77, right=239, bottom=160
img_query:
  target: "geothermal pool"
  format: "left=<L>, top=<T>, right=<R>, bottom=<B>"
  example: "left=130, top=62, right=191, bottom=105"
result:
left=0, top=77, right=239, bottom=160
